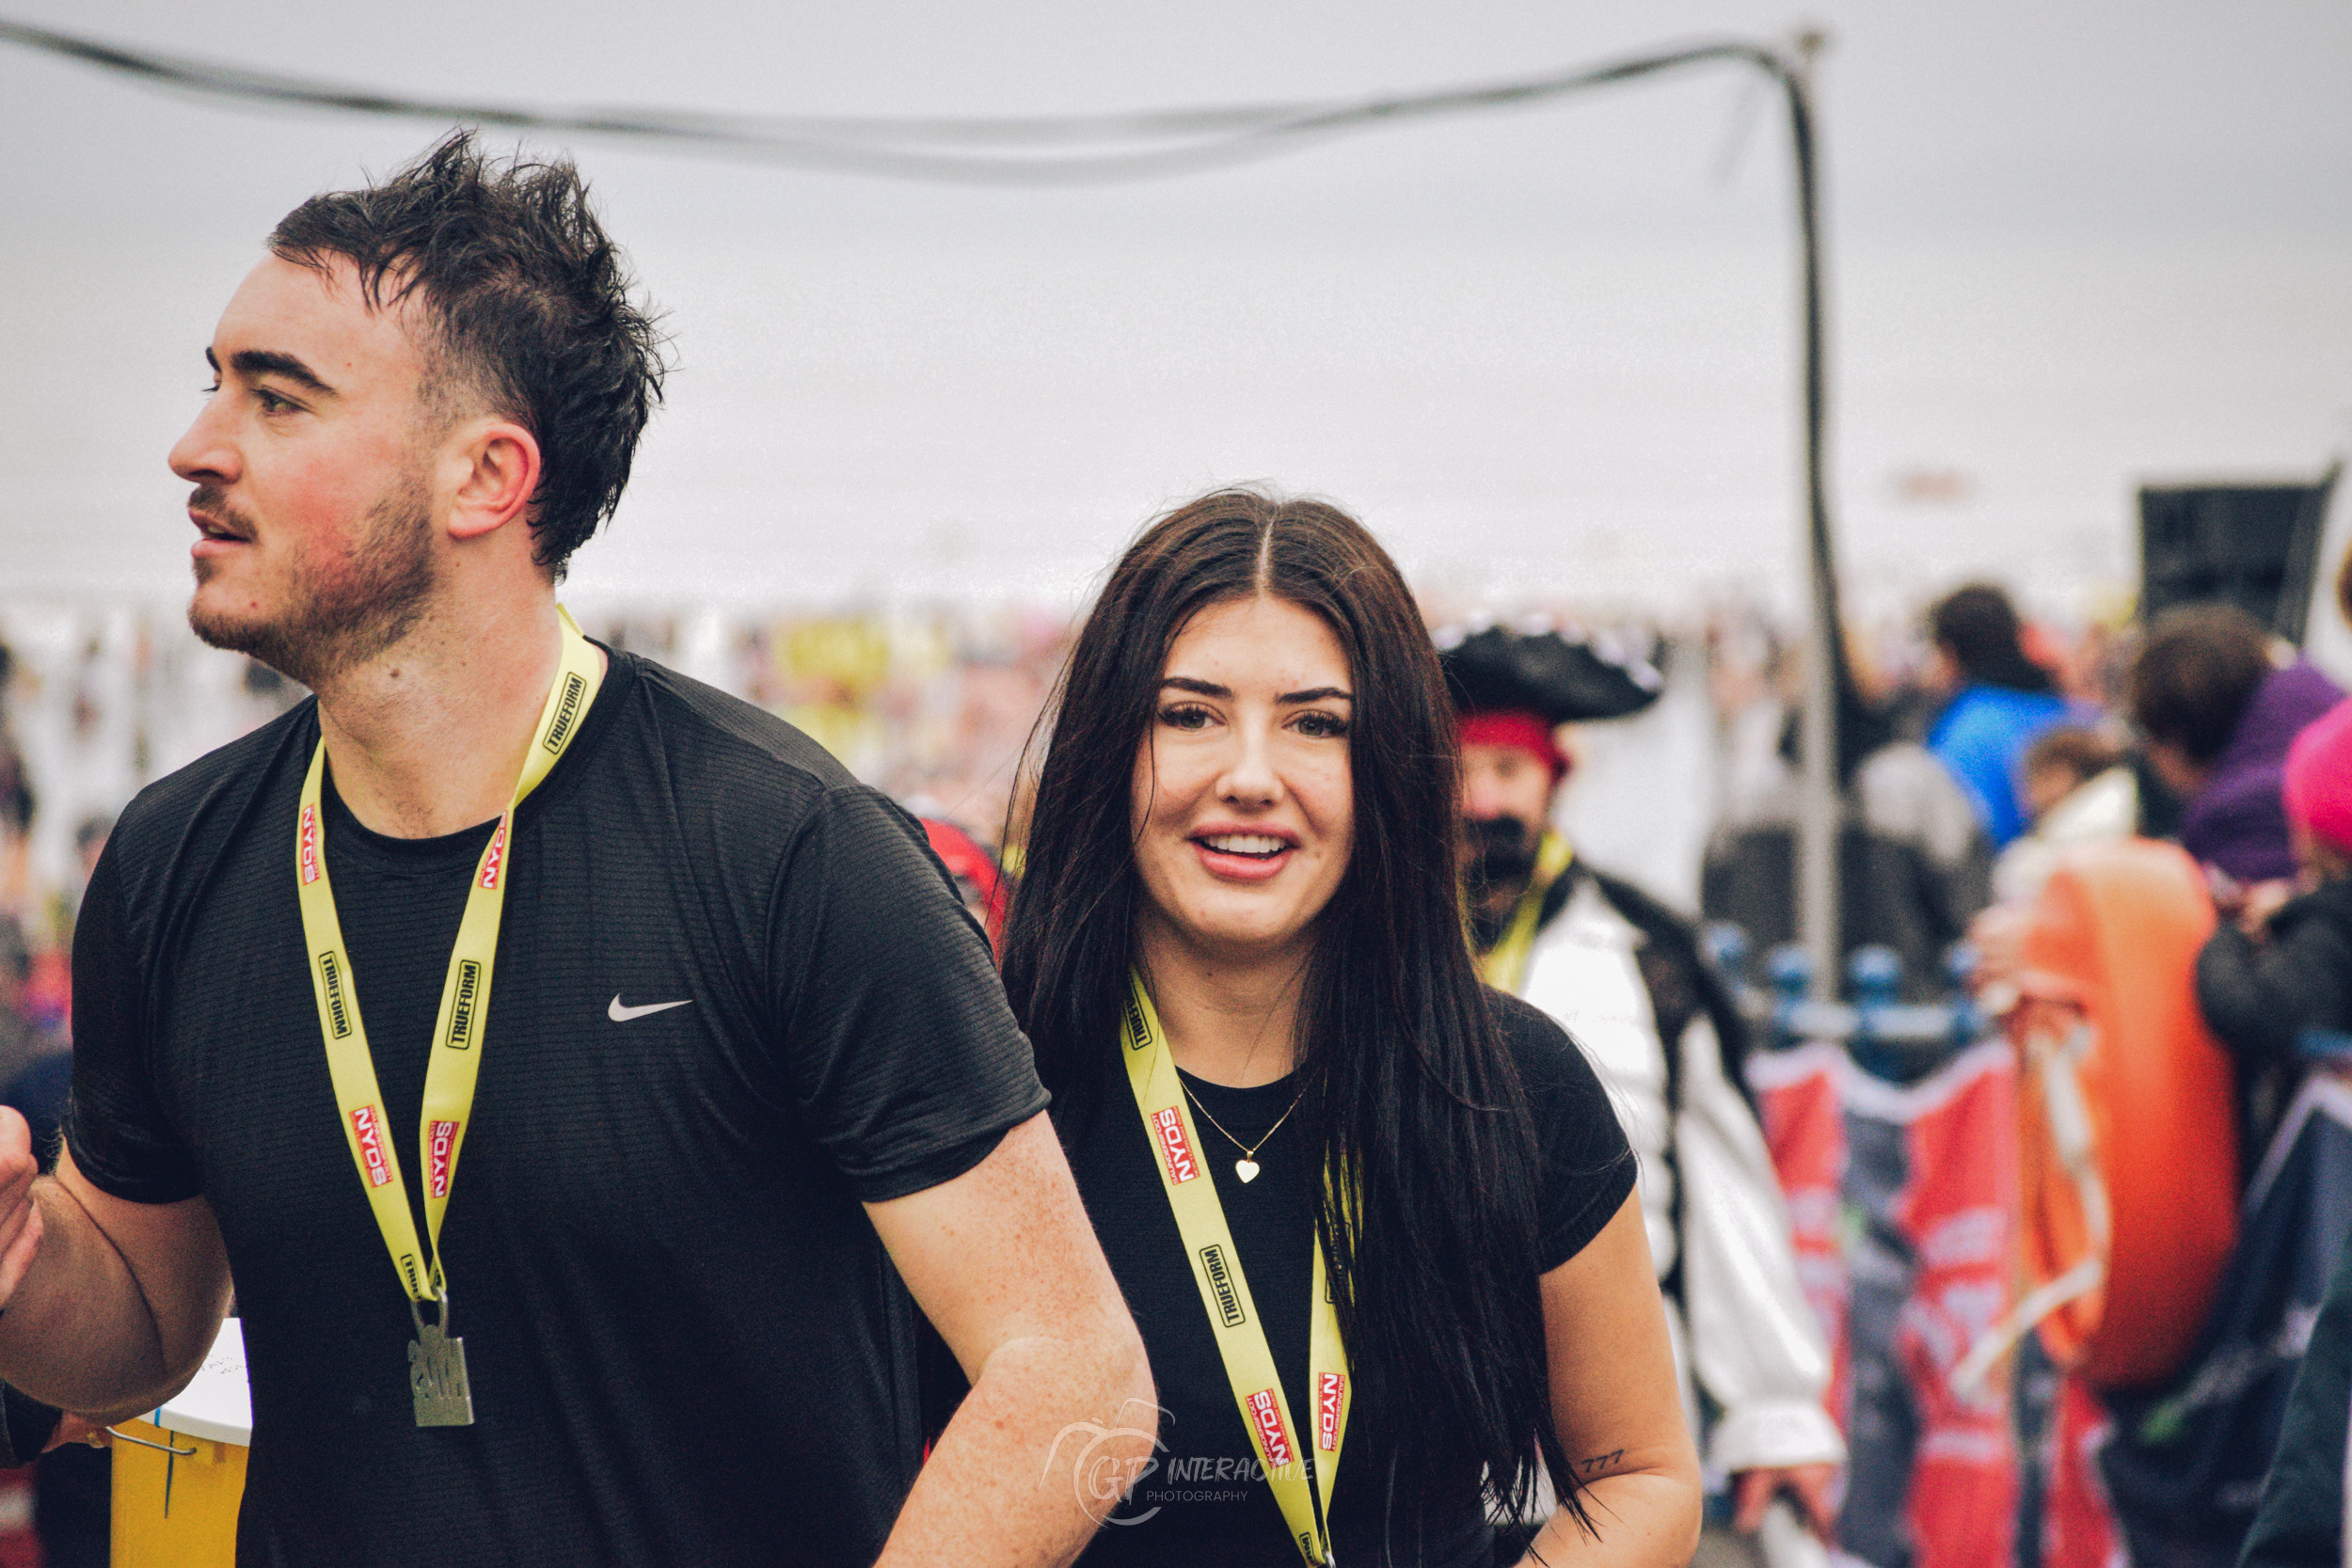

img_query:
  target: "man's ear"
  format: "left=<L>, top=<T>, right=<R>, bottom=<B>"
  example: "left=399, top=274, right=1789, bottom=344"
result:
left=1552, top=723, right=1582, bottom=786
left=445, top=419, right=542, bottom=544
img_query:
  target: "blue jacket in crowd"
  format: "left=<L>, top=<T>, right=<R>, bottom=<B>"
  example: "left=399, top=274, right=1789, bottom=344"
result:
left=1928, top=684, right=2073, bottom=847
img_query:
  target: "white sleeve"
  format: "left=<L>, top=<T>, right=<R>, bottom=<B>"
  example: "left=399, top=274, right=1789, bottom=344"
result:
left=1675, top=1015, right=1848, bottom=1473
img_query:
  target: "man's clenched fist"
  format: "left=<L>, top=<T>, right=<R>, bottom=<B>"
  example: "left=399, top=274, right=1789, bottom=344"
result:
left=0, top=1107, right=46, bottom=1308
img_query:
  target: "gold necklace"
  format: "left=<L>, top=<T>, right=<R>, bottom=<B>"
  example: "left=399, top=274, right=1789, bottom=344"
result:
left=1179, top=1076, right=1305, bottom=1184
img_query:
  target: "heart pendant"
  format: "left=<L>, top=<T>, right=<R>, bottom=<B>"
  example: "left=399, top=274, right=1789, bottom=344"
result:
left=1234, top=1159, right=1261, bottom=1183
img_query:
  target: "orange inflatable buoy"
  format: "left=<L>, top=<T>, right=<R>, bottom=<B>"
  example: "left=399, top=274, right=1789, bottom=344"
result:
left=2008, top=838, right=2239, bottom=1392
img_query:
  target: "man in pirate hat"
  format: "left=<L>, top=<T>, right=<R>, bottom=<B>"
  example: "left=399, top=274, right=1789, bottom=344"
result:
left=1441, top=625, right=1843, bottom=1548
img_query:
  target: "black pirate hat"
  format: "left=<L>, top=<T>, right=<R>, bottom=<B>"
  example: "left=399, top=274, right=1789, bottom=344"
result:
left=1436, top=624, right=1663, bottom=725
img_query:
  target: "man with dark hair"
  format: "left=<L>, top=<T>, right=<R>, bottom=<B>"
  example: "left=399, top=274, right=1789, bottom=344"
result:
left=0, top=134, right=1150, bottom=1566
left=257, top=136, right=664, bottom=584
left=2129, top=602, right=2342, bottom=886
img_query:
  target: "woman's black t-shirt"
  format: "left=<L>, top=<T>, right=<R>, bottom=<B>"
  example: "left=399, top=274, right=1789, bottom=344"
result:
left=1066, top=990, right=1637, bottom=1568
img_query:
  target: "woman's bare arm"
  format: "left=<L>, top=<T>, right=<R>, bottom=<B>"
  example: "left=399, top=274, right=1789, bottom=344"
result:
left=1518, top=1189, right=1704, bottom=1568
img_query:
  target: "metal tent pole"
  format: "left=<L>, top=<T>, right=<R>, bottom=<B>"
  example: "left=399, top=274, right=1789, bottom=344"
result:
left=1780, top=43, right=1844, bottom=999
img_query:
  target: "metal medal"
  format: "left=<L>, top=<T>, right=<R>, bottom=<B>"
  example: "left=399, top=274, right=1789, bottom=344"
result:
left=408, top=1298, right=475, bottom=1428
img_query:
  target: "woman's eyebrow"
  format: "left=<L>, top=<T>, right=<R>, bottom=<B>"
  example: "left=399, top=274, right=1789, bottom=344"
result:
left=1161, top=677, right=1353, bottom=704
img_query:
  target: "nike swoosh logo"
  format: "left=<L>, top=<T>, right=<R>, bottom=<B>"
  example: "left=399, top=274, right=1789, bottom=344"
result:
left=609, top=995, right=694, bottom=1022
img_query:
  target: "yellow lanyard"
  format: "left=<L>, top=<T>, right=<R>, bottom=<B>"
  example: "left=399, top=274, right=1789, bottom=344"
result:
left=1477, top=831, right=1574, bottom=997
left=1121, top=973, right=1351, bottom=1567
left=295, top=610, right=602, bottom=1323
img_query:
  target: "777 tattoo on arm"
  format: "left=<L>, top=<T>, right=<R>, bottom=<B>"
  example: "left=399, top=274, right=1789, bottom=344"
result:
left=1573, top=1449, right=1626, bottom=1476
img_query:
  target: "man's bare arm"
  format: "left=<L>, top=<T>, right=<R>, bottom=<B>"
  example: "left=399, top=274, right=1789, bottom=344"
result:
left=866, top=1112, right=1154, bottom=1568
left=0, top=1113, right=231, bottom=1421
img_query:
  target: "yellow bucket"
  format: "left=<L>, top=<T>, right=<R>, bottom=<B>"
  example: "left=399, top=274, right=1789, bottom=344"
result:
left=111, top=1320, right=248, bottom=1566
left=110, top=1419, right=246, bottom=1565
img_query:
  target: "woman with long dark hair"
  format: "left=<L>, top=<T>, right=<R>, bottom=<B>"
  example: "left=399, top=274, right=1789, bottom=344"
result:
left=1001, top=490, right=1699, bottom=1566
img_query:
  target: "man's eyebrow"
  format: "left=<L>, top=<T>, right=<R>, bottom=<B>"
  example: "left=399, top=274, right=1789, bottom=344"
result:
left=226, top=348, right=338, bottom=397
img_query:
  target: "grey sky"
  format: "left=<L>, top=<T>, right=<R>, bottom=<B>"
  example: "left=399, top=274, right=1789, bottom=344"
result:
left=3, top=1, right=2348, bottom=614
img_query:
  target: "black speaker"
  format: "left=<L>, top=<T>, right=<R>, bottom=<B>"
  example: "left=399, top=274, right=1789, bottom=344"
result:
left=2138, top=473, right=2337, bottom=634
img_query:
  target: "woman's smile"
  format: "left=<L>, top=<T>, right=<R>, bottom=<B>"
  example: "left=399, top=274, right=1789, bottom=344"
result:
left=1188, top=825, right=1301, bottom=881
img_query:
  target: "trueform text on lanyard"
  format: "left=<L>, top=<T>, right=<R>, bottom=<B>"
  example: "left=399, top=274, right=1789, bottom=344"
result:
left=294, top=608, right=604, bottom=1428
left=1120, top=973, right=1353, bottom=1567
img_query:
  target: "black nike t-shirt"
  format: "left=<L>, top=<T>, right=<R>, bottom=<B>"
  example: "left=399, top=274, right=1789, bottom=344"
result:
left=64, top=649, right=1049, bottom=1567
left=1068, top=991, right=1635, bottom=1568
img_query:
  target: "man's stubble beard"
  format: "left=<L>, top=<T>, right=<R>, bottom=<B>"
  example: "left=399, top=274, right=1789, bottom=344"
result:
left=1463, top=814, right=1542, bottom=949
left=188, top=473, right=438, bottom=691
left=1463, top=815, right=1540, bottom=902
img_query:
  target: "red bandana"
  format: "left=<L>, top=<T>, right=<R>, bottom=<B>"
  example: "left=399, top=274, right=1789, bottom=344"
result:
left=1458, top=710, right=1565, bottom=779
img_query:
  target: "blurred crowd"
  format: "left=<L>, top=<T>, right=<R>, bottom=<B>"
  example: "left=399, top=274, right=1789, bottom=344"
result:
left=5, top=561, right=2352, bottom=1568
left=1700, top=569, right=2352, bottom=1568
